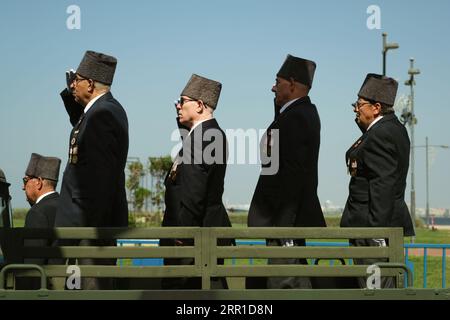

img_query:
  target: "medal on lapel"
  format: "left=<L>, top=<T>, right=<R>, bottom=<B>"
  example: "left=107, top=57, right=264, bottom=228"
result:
left=352, top=139, right=362, bottom=148
left=347, top=158, right=358, bottom=177
left=266, top=130, right=272, bottom=157
left=69, top=129, right=80, bottom=164
left=68, top=113, right=85, bottom=165
left=168, top=160, right=179, bottom=181
left=346, top=138, right=362, bottom=176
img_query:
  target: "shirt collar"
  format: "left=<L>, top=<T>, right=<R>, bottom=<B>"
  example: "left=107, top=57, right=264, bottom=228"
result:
left=84, top=92, right=107, bottom=114
left=367, top=115, right=384, bottom=131
left=188, top=118, right=214, bottom=136
left=35, top=191, right=56, bottom=204
left=279, top=97, right=301, bottom=114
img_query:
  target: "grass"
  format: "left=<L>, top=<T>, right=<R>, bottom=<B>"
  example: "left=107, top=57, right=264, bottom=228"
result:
left=406, top=256, right=449, bottom=288
left=406, top=228, right=450, bottom=244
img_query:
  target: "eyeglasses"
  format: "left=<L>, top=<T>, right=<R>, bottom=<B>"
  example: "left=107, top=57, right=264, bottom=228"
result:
left=73, top=76, right=88, bottom=85
left=22, top=176, right=37, bottom=186
left=351, top=101, right=372, bottom=110
left=174, top=97, right=198, bottom=107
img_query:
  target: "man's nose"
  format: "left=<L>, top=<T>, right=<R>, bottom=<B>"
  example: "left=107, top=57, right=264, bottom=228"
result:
left=271, top=84, right=276, bottom=93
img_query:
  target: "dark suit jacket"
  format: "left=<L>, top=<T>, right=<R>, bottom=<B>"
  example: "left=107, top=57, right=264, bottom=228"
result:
left=161, top=118, right=231, bottom=289
left=248, top=96, right=326, bottom=227
left=24, top=192, right=59, bottom=264
left=340, top=113, right=415, bottom=236
left=55, top=89, right=129, bottom=227
left=163, top=118, right=231, bottom=229
left=15, top=192, right=59, bottom=289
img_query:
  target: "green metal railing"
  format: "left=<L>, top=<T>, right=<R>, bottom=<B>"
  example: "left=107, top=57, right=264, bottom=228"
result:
left=0, top=227, right=449, bottom=300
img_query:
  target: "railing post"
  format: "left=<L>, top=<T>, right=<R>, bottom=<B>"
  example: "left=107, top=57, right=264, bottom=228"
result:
left=389, top=228, right=404, bottom=287
left=200, top=228, right=211, bottom=290
left=404, top=247, right=410, bottom=287
left=443, top=248, right=447, bottom=288
left=423, top=248, right=428, bottom=288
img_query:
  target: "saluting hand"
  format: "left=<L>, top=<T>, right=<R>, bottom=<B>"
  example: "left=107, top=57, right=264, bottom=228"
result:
left=65, top=69, right=76, bottom=92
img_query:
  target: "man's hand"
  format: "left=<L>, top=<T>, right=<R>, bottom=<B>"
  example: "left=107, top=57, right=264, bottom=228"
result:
left=65, top=69, right=76, bottom=91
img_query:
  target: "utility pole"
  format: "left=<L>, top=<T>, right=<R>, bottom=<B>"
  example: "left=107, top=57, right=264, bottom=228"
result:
left=426, top=137, right=429, bottom=228
left=382, top=32, right=399, bottom=76
left=404, top=58, right=420, bottom=231
left=414, top=138, right=449, bottom=228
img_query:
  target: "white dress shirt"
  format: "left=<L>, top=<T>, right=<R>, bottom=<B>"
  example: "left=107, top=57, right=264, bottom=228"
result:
left=35, top=191, right=57, bottom=204
left=84, top=92, right=107, bottom=114
left=279, top=97, right=301, bottom=114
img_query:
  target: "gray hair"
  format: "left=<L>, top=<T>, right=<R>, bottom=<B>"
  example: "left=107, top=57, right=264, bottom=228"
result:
left=380, top=102, right=395, bottom=115
left=94, top=81, right=110, bottom=91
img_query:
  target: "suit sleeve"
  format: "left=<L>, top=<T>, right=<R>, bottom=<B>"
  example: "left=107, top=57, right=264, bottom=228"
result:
left=364, top=128, right=398, bottom=227
left=60, top=88, right=84, bottom=126
left=24, top=208, right=50, bottom=264
left=25, top=207, right=49, bottom=228
left=178, top=162, right=209, bottom=226
left=275, top=113, right=310, bottom=226
left=177, top=129, right=213, bottom=226
left=78, top=106, right=122, bottom=224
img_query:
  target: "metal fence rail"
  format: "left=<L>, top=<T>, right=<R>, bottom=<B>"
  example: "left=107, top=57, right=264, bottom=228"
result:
left=116, top=240, right=450, bottom=288
left=404, top=243, right=450, bottom=288
left=1, top=227, right=448, bottom=299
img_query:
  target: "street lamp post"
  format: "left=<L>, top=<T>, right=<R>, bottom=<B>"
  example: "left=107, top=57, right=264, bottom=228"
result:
left=382, top=32, right=399, bottom=76
left=426, top=137, right=429, bottom=227
left=404, top=58, right=420, bottom=229
left=415, top=138, right=449, bottom=228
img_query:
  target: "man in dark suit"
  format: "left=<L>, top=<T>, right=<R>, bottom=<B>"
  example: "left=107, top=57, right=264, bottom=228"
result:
left=340, top=73, right=414, bottom=288
left=162, top=74, right=232, bottom=289
left=247, top=54, right=326, bottom=289
left=56, top=50, right=129, bottom=289
left=17, top=153, right=61, bottom=289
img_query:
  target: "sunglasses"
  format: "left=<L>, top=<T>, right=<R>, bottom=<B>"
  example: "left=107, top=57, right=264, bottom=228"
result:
left=22, top=176, right=38, bottom=185
left=174, top=97, right=198, bottom=107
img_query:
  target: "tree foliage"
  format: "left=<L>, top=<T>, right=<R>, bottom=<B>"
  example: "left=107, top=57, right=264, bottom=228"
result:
left=148, top=156, right=173, bottom=215
left=125, top=156, right=173, bottom=216
left=126, top=161, right=148, bottom=212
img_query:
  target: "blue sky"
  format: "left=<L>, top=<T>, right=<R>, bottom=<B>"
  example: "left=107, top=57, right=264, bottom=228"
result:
left=1, top=0, right=449, bottom=211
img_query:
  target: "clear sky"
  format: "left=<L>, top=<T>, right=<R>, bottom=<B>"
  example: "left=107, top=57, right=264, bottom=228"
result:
left=1, top=0, right=449, bottom=211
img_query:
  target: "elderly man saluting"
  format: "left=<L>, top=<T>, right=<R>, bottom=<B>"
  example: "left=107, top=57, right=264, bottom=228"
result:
left=56, top=50, right=129, bottom=289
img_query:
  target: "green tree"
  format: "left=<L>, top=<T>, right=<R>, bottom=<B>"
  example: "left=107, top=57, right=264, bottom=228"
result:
left=148, top=156, right=173, bottom=223
left=126, top=161, right=150, bottom=212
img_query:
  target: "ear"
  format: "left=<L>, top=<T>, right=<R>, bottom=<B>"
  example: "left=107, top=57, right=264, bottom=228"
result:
left=373, top=102, right=382, bottom=116
left=88, top=79, right=95, bottom=93
left=289, top=77, right=296, bottom=89
left=196, top=100, right=204, bottom=113
left=36, top=177, right=44, bottom=190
